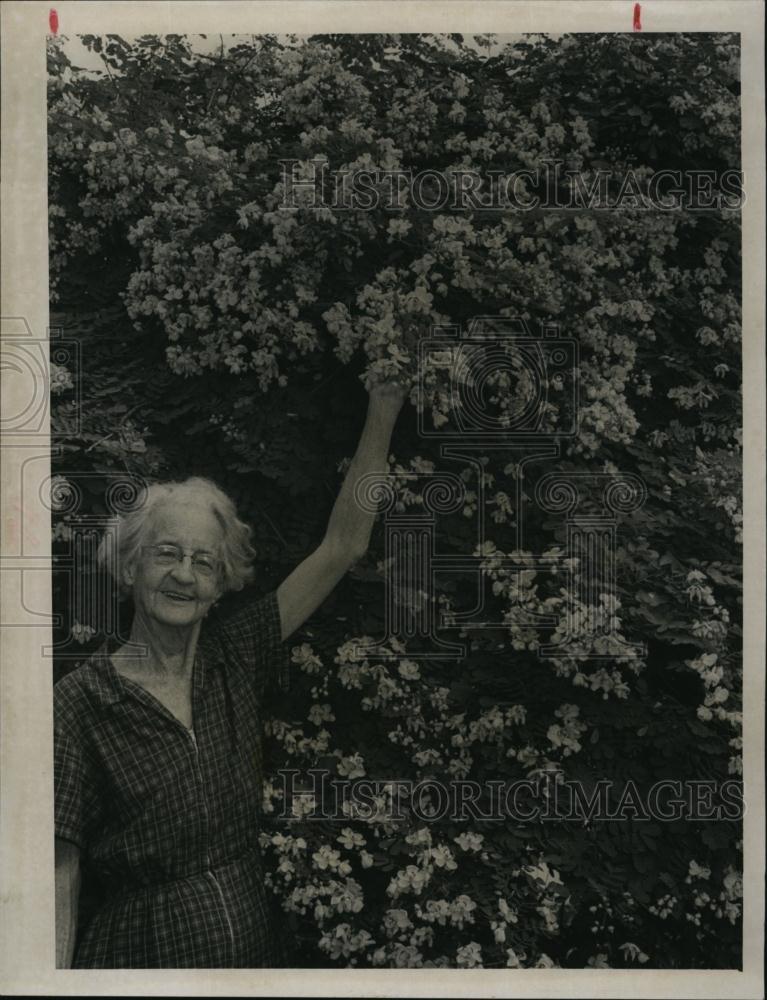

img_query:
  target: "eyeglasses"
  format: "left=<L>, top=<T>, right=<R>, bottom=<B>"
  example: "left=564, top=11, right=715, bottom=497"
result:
left=142, top=544, right=220, bottom=578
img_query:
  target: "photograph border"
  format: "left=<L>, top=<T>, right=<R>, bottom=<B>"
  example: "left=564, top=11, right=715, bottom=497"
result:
left=1, top=2, right=764, bottom=996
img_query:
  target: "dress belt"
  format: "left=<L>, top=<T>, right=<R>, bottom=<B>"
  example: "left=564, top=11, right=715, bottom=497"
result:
left=103, top=844, right=264, bottom=900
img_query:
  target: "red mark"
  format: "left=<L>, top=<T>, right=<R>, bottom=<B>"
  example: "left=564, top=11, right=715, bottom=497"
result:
left=633, top=3, right=642, bottom=31
left=49, top=9, right=59, bottom=35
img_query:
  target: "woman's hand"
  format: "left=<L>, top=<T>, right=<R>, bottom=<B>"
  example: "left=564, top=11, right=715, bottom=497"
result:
left=367, top=380, right=409, bottom=421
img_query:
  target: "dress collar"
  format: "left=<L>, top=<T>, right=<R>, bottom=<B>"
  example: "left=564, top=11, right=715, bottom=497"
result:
left=83, top=628, right=218, bottom=708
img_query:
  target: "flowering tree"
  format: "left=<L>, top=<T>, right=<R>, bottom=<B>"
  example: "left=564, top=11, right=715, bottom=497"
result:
left=48, top=32, right=742, bottom=967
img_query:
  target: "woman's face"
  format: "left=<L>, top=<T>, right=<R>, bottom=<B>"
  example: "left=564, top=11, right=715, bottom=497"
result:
left=125, top=501, right=225, bottom=630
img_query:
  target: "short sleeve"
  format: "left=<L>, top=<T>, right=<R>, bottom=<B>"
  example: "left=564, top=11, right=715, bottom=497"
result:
left=54, top=695, right=103, bottom=849
left=213, top=590, right=291, bottom=697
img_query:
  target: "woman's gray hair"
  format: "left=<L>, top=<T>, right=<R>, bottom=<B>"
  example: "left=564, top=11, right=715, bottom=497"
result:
left=98, top=476, right=256, bottom=597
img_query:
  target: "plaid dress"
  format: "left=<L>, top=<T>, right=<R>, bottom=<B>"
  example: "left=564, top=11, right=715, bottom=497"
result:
left=54, top=590, right=291, bottom=968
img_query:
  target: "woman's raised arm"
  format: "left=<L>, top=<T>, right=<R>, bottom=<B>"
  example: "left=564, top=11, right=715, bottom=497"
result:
left=275, top=382, right=408, bottom=641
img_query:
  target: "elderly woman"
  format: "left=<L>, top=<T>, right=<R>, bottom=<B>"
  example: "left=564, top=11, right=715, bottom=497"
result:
left=54, top=383, right=407, bottom=968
